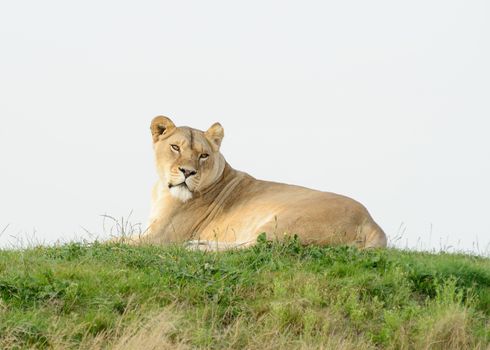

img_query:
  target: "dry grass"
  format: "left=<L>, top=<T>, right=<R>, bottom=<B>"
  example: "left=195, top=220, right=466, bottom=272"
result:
left=44, top=307, right=187, bottom=350
left=5, top=306, right=375, bottom=350
left=416, top=307, right=477, bottom=350
left=98, top=311, right=187, bottom=350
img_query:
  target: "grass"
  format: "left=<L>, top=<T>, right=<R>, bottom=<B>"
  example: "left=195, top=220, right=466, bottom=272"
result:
left=0, top=234, right=489, bottom=349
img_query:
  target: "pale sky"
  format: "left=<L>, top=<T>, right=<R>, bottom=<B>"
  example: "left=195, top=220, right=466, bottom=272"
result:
left=1, top=1, right=489, bottom=254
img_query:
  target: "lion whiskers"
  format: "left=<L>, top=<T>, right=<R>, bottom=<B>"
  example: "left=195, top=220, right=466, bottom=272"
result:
left=185, top=176, right=199, bottom=191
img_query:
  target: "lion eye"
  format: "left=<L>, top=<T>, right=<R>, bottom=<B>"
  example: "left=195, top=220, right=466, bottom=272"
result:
left=200, top=153, right=209, bottom=160
left=171, top=144, right=180, bottom=152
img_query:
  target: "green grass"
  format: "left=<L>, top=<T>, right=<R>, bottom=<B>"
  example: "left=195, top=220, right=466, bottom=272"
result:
left=0, top=235, right=489, bottom=349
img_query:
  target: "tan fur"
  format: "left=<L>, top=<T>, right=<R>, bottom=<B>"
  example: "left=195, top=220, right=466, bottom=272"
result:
left=141, top=116, right=387, bottom=250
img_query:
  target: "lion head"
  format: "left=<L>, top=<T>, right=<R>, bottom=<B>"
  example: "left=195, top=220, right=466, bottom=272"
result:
left=150, top=116, right=226, bottom=202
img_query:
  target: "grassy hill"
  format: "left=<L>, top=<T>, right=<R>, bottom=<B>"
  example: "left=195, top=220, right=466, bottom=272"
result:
left=0, top=236, right=489, bottom=349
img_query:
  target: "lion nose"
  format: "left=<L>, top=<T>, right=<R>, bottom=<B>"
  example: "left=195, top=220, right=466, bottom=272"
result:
left=179, top=167, right=197, bottom=178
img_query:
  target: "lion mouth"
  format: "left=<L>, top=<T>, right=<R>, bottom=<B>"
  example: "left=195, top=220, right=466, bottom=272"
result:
left=168, top=182, right=193, bottom=202
left=168, top=182, right=190, bottom=190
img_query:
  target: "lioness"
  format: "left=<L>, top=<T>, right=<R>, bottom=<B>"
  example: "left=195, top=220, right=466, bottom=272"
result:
left=142, top=116, right=387, bottom=250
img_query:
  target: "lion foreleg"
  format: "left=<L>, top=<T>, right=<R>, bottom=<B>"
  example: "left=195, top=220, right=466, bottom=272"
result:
left=184, top=240, right=254, bottom=252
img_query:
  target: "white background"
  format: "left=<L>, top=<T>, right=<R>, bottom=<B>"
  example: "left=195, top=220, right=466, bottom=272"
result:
left=1, top=1, right=489, bottom=254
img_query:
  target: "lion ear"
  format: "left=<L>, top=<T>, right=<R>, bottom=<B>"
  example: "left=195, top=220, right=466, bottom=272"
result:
left=205, top=122, right=224, bottom=150
left=150, top=116, right=176, bottom=143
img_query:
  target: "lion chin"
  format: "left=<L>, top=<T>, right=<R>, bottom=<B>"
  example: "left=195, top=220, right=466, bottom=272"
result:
left=169, top=184, right=193, bottom=203
left=141, top=115, right=387, bottom=251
